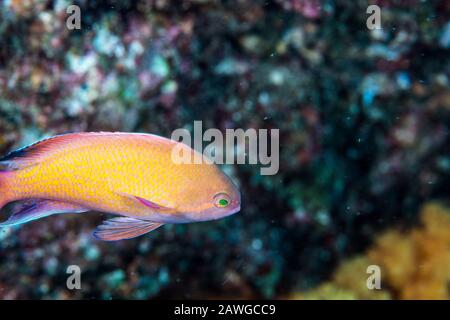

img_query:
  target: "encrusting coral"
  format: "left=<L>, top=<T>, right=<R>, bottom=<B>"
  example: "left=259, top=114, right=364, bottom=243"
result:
left=293, top=256, right=392, bottom=300
left=293, top=203, right=450, bottom=300
left=370, top=203, right=450, bottom=299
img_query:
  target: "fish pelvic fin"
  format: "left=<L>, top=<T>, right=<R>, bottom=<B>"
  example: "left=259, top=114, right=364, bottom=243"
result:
left=0, top=199, right=89, bottom=227
left=93, top=217, right=164, bottom=241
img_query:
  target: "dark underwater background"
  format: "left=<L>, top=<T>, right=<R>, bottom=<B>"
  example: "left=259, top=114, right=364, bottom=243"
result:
left=0, top=0, right=449, bottom=299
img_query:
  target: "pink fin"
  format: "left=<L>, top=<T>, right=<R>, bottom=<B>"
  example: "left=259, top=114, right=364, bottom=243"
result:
left=134, top=196, right=169, bottom=210
left=0, top=134, right=77, bottom=170
left=93, top=217, right=164, bottom=241
left=0, top=199, right=88, bottom=227
left=116, top=192, right=174, bottom=212
left=0, top=132, right=160, bottom=170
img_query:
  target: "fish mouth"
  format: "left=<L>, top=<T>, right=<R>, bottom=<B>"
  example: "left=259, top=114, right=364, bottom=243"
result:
left=218, top=201, right=241, bottom=219
left=207, top=202, right=240, bottom=221
left=228, top=203, right=241, bottom=216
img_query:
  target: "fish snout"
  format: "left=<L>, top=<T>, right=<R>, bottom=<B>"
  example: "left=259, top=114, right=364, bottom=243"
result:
left=228, top=199, right=241, bottom=216
left=216, top=198, right=241, bottom=220
left=197, top=198, right=241, bottom=222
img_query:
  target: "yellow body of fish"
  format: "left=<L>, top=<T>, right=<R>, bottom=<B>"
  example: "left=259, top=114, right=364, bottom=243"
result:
left=0, top=132, right=240, bottom=241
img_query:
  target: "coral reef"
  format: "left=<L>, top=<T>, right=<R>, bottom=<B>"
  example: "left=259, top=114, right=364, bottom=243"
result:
left=293, top=203, right=450, bottom=300
left=292, top=256, right=392, bottom=299
left=369, top=203, right=450, bottom=299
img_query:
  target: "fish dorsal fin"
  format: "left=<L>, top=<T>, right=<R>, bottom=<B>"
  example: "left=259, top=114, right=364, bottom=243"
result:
left=0, top=133, right=81, bottom=170
left=93, top=217, right=164, bottom=241
left=0, top=132, right=170, bottom=171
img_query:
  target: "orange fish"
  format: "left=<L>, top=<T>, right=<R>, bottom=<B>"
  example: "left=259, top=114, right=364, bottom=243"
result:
left=0, top=132, right=240, bottom=241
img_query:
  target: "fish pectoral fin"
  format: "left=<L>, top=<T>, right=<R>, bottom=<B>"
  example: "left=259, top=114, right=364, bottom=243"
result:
left=93, top=217, right=164, bottom=241
left=114, top=192, right=188, bottom=224
left=0, top=199, right=89, bottom=227
left=115, top=192, right=175, bottom=212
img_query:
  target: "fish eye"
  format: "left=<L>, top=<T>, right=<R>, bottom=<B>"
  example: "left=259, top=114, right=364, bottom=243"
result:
left=214, top=193, right=231, bottom=208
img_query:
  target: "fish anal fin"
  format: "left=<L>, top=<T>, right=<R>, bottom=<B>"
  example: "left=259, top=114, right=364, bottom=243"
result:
left=0, top=199, right=89, bottom=227
left=93, top=217, right=164, bottom=241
